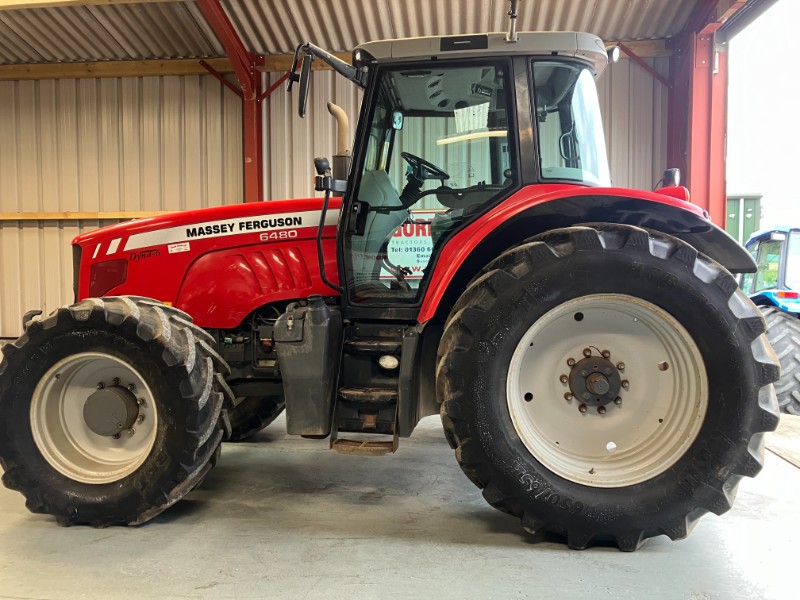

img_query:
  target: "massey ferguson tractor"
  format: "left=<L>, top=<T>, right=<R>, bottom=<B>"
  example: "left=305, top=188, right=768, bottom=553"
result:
left=0, top=6, right=780, bottom=551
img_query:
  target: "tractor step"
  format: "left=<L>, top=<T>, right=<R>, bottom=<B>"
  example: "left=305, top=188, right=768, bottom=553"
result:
left=343, top=339, right=402, bottom=354
left=338, top=387, right=397, bottom=404
left=331, top=438, right=397, bottom=456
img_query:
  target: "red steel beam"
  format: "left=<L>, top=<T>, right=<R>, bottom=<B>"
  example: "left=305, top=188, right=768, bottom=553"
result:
left=667, top=0, right=746, bottom=225
left=197, top=0, right=264, bottom=202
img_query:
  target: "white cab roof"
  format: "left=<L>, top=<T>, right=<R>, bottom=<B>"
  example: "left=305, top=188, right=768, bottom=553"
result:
left=356, top=31, right=609, bottom=76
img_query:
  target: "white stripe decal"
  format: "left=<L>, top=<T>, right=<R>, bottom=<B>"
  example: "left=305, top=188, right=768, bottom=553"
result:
left=123, top=209, right=341, bottom=251
left=92, top=244, right=101, bottom=259
left=106, top=238, right=121, bottom=255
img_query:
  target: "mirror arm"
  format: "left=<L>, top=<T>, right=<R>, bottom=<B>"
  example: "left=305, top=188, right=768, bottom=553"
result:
left=287, top=42, right=367, bottom=89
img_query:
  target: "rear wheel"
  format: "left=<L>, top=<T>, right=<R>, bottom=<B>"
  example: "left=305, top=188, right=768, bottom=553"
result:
left=761, top=306, right=800, bottom=415
left=0, top=297, right=233, bottom=526
left=437, top=225, right=780, bottom=550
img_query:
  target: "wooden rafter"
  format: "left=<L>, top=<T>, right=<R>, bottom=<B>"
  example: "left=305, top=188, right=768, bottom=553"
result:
left=0, top=0, right=179, bottom=9
left=0, top=211, right=171, bottom=221
left=0, top=58, right=232, bottom=80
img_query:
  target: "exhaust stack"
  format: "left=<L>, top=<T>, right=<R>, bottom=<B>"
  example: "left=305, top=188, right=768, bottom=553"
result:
left=327, top=102, right=351, bottom=194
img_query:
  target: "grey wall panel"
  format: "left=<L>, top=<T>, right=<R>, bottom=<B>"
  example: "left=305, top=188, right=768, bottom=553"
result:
left=0, top=76, right=242, bottom=211
left=597, top=57, right=670, bottom=191
left=264, top=70, right=362, bottom=200
left=0, top=75, right=242, bottom=337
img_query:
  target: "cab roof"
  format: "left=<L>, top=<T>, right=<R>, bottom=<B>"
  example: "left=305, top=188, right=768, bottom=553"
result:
left=355, top=31, right=609, bottom=76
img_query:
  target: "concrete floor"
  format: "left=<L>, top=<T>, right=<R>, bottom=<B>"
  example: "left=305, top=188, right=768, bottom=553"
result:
left=1, top=416, right=798, bottom=600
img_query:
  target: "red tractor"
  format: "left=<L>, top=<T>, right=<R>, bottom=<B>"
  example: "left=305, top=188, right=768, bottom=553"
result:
left=0, top=11, right=780, bottom=551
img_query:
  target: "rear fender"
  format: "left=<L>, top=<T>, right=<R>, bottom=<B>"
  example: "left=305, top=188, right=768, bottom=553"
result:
left=419, top=190, right=755, bottom=323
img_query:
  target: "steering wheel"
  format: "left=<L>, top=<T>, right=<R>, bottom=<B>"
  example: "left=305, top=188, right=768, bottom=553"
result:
left=401, top=152, right=450, bottom=182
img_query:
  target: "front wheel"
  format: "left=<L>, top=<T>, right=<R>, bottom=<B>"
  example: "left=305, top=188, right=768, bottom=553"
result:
left=0, top=297, right=233, bottom=526
left=437, top=225, right=780, bottom=550
left=227, top=395, right=285, bottom=441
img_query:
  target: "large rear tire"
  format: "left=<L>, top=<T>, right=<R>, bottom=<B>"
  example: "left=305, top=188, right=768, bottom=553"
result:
left=0, top=297, right=233, bottom=526
left=437, top=225, right=780, bottom=550
left=761, top=306, right=800, bottom=415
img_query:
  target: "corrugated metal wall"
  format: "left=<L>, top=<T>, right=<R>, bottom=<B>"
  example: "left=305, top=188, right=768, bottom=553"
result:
left=264, top=70, right=362, bottom=200
left=598, top=57, right=670, bottom=191
left=0, top=58, right=668, bottom=337
left=0, top=75, right=242, bottom=337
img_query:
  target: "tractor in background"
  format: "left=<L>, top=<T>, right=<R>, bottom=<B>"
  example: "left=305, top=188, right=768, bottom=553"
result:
left=743, top=226, right=800, bottom=414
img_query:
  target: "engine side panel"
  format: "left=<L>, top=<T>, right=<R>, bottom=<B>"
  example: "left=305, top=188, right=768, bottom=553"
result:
left=73, top=198, right=342, bottom=329
left=176, top=241, right=337, bottom=328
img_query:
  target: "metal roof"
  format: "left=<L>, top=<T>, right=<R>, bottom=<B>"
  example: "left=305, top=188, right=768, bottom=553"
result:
left=0, top=0, right=704, bottom=66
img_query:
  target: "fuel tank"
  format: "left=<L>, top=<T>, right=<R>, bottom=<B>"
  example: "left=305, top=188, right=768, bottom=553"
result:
left=72, top=198, right=342, bottom=329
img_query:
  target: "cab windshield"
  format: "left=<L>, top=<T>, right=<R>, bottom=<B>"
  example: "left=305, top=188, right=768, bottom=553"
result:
left=347, top=61, right=515, bottom=302
left=533, top=61, right=610, bottom=186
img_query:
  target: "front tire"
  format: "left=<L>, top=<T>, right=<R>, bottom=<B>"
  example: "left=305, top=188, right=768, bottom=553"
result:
left=0, top=297, right=233, bottom=526
left=227, top=395, right=285, bottom=441
left=437, top=225, right=780, bottom=550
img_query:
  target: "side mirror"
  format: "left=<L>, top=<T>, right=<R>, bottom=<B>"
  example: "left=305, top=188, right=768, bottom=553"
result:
left=298, top=54, right=313, bottom=118
left=663, top=168, right=681, bottom=187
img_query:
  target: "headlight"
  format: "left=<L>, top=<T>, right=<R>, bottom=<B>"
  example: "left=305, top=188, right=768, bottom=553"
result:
left=89, top=259, right=128, bottom=297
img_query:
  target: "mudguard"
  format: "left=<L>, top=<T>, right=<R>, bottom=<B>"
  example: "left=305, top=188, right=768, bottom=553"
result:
left=418, top=184, right=754, bottom=322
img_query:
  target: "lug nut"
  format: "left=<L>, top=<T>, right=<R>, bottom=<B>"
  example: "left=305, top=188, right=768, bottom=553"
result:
left=564, top=392, right=573, bottom=401
left=128, top=383, right=136, bottom=391
left=614, top=397, right=622, bottom=406
left=583, top=348, right=592, bottom=357
left=127, top=428, right=136, bottom=437
left=112, top=377, right=120, bottom=386
left=621, top=380, right=630, bottom=390
left=617, top=362, right=625, bottom=371
left=137, top=398, right=146, bottom=406
left=578, top=404, right=588, bottom=413
left=601, top=350, right=610, bottom=359
left=559, top=374, right=568, bottom=384
left=113, top=433, right=121, bottom=440
left=597, top=406, right=607, bottom=415
left=658, top=361, right=669, bottom=371
left=567, top=358, right=576, bottom=367
left=137, top=414, right=145, bottom=423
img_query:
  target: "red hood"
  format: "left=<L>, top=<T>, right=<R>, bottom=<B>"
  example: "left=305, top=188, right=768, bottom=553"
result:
left=72, top=197, right=342, bottom=248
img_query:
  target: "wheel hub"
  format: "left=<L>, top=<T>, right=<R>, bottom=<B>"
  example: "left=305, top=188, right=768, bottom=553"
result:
left=83, top=386, right=140, bottom=437
left=567, top=355, right=621, bottom=407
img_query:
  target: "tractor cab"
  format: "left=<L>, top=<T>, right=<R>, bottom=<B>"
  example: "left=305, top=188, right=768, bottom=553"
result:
left=290, top=31, right=612, bottom=312
left=742, top=226, right=800, bottom=312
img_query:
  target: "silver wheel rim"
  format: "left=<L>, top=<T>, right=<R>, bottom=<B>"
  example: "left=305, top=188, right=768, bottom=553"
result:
left=506, top=294, right=707, bottom=487
left=31, top=352, right=158, bottom=484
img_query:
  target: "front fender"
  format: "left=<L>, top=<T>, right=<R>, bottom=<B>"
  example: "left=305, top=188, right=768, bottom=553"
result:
left=418, top=186, right=754, bottom=323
